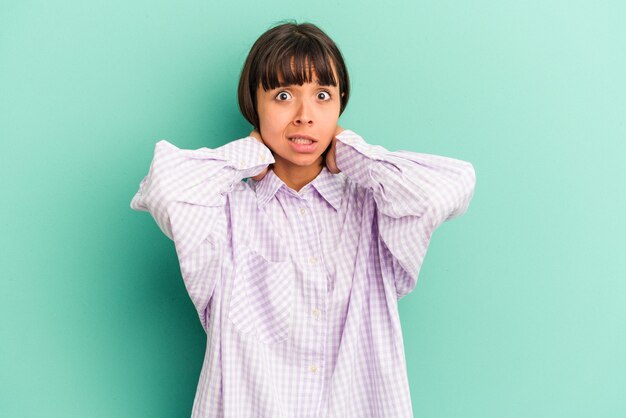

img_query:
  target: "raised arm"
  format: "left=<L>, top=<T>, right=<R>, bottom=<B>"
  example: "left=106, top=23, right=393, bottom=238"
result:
left=130, top=136, right=275, bottom=331
left=131, top=137, right=274, bottom=252
left=333, top=129, right=476, bottom=299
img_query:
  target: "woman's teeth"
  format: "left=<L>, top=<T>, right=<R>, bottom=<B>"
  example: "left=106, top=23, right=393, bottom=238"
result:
left=290, top=137, right=313, bottom=144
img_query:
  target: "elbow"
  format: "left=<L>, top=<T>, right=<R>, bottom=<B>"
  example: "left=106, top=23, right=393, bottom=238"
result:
left=446, top=161, right=476, bottom=221
left=465, top=161, right=477, bottom=200
left=130, top=193, right=146, bottom=212
left=460, top=161, right=477, bottom=216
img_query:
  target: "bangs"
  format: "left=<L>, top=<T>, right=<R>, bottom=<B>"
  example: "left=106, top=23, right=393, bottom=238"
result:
left=258, top=40, right=338, bottom=91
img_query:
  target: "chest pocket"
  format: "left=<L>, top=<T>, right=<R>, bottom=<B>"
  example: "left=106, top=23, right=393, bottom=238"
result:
left=228, top=247, right=295, bottom=345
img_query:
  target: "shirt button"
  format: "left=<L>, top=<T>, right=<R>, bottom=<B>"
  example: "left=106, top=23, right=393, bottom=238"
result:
left=308, top=256, right=318, bottom=265
left=300, top=207, right=307, bottom=215
left=312, top=308, right=321, bottom=319
left=258, top=152, right=265, bottom=162
left=310, top=364, right=318, bottom=374
left=239, top=159, right=245, bottom=166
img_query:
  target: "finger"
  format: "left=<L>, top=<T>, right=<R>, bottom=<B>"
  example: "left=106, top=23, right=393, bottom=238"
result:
left=250, top=129, right=264, bottom=143
left=326, top=144, right=339, bottom=174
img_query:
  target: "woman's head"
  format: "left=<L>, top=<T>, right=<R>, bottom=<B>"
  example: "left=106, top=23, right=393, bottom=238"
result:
left=238, top=21, right=350, bottom=131
left=237, top=21, right=350, bottom=169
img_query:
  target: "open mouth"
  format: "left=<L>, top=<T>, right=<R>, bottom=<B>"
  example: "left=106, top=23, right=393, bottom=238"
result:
left=287, top=134, right=317, bottom=145
left=289, top=137, right=314, bottom=145
left=287, top=134, right=318, bottom=153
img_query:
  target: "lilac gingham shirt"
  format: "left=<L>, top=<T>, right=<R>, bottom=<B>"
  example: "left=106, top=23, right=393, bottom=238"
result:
left=130, top=129, right=476, bottom=417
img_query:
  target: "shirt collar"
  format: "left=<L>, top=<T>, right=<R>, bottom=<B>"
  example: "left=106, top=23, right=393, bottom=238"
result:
left=251, top=166, right=347, bottom=211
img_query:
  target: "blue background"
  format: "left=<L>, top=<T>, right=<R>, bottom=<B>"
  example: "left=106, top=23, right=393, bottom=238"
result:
left=1, top=1, right=625, bottom=416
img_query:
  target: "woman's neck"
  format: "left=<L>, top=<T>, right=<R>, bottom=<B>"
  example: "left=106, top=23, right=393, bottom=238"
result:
left=272, top=157, right=324, bottom=192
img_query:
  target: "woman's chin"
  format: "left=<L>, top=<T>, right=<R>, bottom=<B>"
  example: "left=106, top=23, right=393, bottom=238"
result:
left=276, top=154, right=322, bottom=168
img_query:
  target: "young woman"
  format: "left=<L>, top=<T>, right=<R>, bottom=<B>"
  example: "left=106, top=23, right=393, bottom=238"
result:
left=131, top=21, right=476, bottom=418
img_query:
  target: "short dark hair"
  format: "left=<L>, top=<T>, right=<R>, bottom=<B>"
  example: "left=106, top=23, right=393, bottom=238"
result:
left=237, top=20, right=350, bottom=132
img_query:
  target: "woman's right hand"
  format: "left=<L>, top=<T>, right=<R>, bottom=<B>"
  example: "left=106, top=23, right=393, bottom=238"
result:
left=249, top=129, right=263, bottom=143
left=250, top=129, right=270, bottom=181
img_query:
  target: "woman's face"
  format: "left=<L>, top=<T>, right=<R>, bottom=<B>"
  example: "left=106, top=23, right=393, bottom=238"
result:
left=255, top=59, right=341, bottom=169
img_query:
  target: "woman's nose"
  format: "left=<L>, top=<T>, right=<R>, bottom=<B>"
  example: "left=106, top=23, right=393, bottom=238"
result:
left=294, top=101, right=313, bottom=125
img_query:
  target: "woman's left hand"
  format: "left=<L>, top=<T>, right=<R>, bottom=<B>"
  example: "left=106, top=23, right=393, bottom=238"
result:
left=325, top=125, right=344, bottom=174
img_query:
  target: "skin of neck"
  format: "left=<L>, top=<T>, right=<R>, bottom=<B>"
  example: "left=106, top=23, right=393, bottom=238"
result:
left=270, top=153, right=325, bottom=192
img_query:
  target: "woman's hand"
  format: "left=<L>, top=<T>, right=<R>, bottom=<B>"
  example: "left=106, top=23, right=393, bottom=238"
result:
left=325, top=125, right=344, bottom=174
left=250, top=129, right=270, bottom=181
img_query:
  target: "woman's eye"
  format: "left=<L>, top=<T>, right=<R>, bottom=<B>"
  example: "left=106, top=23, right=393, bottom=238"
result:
left=275, top=91, right=291, bottom=101
left=318, top=91, right=332, bottom=101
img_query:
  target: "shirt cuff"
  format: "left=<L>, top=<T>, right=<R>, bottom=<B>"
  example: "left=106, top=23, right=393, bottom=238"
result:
left=334, top=130, right=391, bottom=187
left=202, top=136, right=276, bottom=180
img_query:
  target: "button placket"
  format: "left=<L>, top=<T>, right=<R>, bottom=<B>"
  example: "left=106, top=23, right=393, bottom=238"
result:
left=295, top=198, right=326, bottom=380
